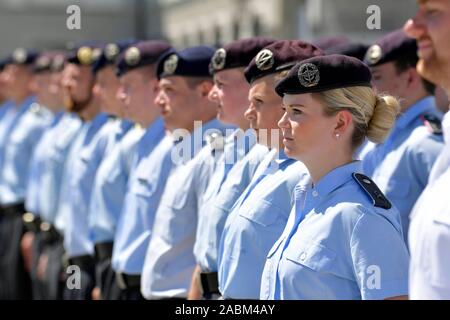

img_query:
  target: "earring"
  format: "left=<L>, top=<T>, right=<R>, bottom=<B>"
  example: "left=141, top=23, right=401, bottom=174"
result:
left=335, top=133, right=340, bottom=139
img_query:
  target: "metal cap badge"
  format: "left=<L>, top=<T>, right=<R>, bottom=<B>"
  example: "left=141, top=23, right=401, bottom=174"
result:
left=105, top=43, right=120, bottom=62
left=298, top=63, right=320, bottom=87
left=163, top=54, right=179, bottom=75
left=365, top=44, right=382, bottom=65
left=125, top=46, right=141, bottom=66
left=211, top=48, right=227, bottom=71
left=77, top=46, right=94, bottom=65
left=255, top=49, right=274, bottom=71
left=13, top=48, right=27, bottom=64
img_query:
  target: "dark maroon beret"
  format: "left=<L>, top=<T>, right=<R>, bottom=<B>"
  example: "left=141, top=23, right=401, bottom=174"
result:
left=116, top=40, right=172, bottom=77
left=312, top=36, right=350, bottom=51
left=275, top=54, right=372, bottom=97
left=209, top=37, right=276, bottom=74
left=326, top=42, right=369, bottom=62
left=244, top=40, right=324, bottom=83
left=364, top=29, right=417, bottom=67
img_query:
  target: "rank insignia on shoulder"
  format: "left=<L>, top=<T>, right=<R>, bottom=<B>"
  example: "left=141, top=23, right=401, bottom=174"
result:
left=421, top=114, right=443, bottom=135
left=352, top=173, right=392, bottom=209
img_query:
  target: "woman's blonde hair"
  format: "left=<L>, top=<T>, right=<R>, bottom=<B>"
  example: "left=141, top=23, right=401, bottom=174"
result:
left=314, top=86, right=400, bottom=148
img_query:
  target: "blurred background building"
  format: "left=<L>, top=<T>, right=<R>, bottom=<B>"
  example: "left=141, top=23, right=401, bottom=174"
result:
left=0, top=0, right=417, bottom=57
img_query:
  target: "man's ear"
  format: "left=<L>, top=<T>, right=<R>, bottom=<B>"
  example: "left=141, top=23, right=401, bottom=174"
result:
left=151, top=79, right=159, bottom=93
left=197, top=81, right=214, bottom=98
left=407, top=67, right=421, bottom=89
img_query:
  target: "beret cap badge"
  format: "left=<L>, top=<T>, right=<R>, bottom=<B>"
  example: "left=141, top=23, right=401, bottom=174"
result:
left=125, top=47, right=141, bottom=66
left=36, top=56, right=51, bottom=69
left=298, top=63, right=320, bottom=87
left=255, top=49, right=274, bottom=71
left=77, top=46, right=94, bottom=65
left=13, top=48, right=27, bottom=64
left=164, top=54, right=179, bottom=75
left=105, top=43, right=120, bottom=62
left=365, top=44, right=382, bottom=65
left=212, top=48, right=227, bottom=71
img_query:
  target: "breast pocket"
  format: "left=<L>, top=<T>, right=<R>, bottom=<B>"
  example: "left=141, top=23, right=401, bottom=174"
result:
left=131, top=175, right=156, bottom=198
left=238, top=199, right=285, bottom=227
left=284, top=239, right=337, bottom=274
left=432, top=210, right=450, bottom=226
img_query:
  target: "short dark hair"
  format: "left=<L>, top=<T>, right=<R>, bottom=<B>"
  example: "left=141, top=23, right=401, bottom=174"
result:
left=185, top=76, right=213, bottom=89
left=393, top=53, right=435, bottom=95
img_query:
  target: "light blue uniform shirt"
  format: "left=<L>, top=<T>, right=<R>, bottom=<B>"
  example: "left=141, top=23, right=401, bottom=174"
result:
left=37, top=112, right=82, bottom=223
left=0, top=99, right=53, bottom=205
left=0, top=99, right=31, bottom=178
left=88, top=123, right=146, bottom=244
left=141, top=119, right=231, bottom=299
left=194, top=134, right=269, bottom=272
left=261, top=161, right=410, bottom=300
left=111, top=117, right=170, bottom=274
left=362, top=97, right=444, bottom=242
left=217, top=148, right=308, bottom=299
left=55, top=119, right=99, bottom=235
left=25, top=111, right=65, bottom=214
left=63, top=114, right=129, bottom=257
left=428, top=110, right=450, bottom=183
left=0, top=100, right=13, bottom=120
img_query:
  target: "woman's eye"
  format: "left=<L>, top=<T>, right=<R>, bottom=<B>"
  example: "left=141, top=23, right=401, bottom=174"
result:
left=293, top=109, right=302, bottom=115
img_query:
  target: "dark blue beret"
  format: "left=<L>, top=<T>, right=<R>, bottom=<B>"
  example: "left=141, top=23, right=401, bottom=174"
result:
left=244, top=40, right=324, bottom=83
left=33, top=51, right=66, bottom=73
left=156, top=45, right=216, bottom=80
left=116, top=40, right=172, bottom=77
left=325, top=42, right=369, bottom=62
left=66, top=41, right=105, bottom=66
left=209, top=37, right=276, bottom=74
left=93, top=39, right=138, bottom=74
left=364, top=29, right=417, bottom=67
left=275, top=54, right=372, bottom=97
left=0, top=56, right=11, bottom=71
left=9, top=48, right=39, bottom=65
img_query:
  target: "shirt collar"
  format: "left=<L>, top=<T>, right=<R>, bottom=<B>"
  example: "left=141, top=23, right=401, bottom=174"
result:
left=143, top=116, right=165, bottom=139
left=15, top=95, right=36, bottom=112
left=396, top=96, right=436, bottom=130
left=311, top=160, right=362, bottom=198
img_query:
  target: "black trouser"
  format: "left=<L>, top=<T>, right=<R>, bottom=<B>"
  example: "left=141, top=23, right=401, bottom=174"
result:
left=105, top=272, right=144, bottom=300
left=39, top=235, right=65, bottom=300
left=0, top=205, right=32, bottom=300
left=29, top=231, right=45, bottom=299
left=94, top=242, right=115, bottom=299
left=62, top=255, right=95, bottom=300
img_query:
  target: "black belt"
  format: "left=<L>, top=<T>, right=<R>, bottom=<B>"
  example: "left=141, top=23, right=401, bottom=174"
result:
left=200, top=271, right=220, bottom=295
left=94, top=242, right=113, bottom=263
left=115, top=273, right=141, bottom=290
left=68, top=255, right=95, bottom=272
left=22, top=212, right=42, bottom=233
left=0, top=202, right=25, bottom=217
left=40, top=222, right=62, bottom=244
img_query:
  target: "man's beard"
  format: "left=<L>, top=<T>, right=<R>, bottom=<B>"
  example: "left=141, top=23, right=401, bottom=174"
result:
left=62, top=87, right=93, bottom=113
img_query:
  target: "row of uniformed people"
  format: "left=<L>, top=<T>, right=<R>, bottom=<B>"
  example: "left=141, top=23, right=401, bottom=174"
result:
left=0, top=27, right=448, bottom=300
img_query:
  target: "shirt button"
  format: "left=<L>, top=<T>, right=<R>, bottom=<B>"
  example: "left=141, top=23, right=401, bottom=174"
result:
left=300, top=252, right=307, bottom=261
left=312, top=190, right=318, bottom=197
